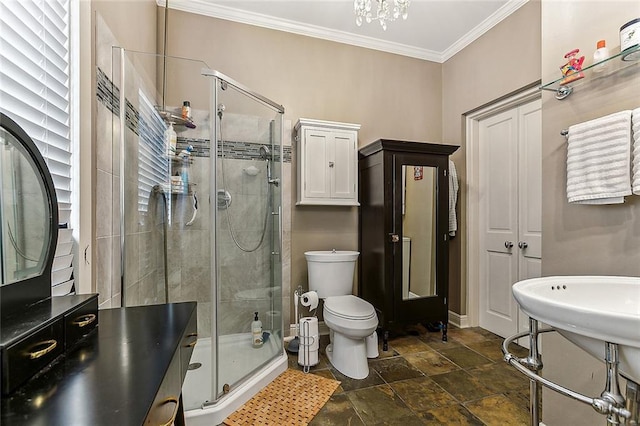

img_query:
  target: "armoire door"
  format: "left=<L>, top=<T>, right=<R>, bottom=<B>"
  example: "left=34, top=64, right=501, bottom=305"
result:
left=478, top=98, right=542, bottom=339
left=392, top=152, right=449, bottom=324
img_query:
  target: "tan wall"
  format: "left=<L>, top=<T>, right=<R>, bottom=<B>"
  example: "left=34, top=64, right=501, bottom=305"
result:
left=92, top=1, right=158, bottom=54
left=165, top=11, right=443, bottom=319
left=442, top=0, right=542, bottom=314
left=540, top=2, right=640, bottom=424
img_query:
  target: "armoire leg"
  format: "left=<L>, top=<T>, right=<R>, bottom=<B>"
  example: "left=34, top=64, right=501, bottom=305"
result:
left=441, top=321, right=448, bottom=342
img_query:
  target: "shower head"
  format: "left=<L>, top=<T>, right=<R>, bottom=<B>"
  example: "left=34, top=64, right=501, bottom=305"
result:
left=259, top=145, right=270, bottom=160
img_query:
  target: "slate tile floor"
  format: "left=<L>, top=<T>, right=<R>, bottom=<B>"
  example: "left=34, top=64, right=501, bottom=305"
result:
left=288, top=326, right=531, bottom=425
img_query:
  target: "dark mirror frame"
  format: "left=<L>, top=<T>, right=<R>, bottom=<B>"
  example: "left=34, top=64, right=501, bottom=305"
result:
left=0, top=113, right=58, bottom=316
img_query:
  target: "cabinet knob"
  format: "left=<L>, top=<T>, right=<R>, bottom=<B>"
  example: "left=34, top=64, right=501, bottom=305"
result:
left=390, top=234, right=400, bottom=243
left=329, top=161, right=334, bottom=168
left=518, top=241, right=528, bottom=249
left=504, top=241, right=514, bottom=249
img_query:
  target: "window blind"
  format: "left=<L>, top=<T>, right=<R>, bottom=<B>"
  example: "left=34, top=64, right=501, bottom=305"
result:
left=0, top=0, right=74, bottom=295
left=137, top=90, right=169, bottom=214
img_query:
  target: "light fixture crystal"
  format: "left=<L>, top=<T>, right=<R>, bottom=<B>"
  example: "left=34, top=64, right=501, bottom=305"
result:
left=354, top=0, right=410, bottom=30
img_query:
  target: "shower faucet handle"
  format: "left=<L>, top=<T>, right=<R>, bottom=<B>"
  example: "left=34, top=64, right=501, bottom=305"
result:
left=329, top=161, right=334, bottom=168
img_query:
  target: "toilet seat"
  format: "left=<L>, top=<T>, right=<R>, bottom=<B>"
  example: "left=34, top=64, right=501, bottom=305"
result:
left=324, top=295, right=376, bottom=321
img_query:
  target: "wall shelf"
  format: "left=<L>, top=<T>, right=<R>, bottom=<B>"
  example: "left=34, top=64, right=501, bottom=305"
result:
left=540, top=45, right=640, bottom=100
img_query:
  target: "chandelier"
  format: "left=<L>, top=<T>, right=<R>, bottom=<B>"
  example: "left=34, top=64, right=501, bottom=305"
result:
left=354, top=0, right=410, bottom=31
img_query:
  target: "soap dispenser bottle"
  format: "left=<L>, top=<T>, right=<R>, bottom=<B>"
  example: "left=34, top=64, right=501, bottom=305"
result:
left=251, top=312, right=263, bottom=348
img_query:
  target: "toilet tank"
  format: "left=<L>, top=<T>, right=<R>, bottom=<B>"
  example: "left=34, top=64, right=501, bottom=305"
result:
left=305, top=251, right=359, bottom=298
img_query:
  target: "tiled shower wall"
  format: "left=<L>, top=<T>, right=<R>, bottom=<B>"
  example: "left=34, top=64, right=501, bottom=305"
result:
left=95, top=14, right=122, bottom=309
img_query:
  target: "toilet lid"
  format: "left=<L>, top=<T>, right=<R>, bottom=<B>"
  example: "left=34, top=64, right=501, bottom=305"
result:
left=324, top=295, right=376, bottom=320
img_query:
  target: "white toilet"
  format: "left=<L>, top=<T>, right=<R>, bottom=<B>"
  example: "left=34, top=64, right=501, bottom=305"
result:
left=305, top=250, right=378, bottom=379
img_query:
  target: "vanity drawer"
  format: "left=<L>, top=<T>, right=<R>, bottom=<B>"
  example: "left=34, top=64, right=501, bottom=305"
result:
left=145, top=347, right=182, bottom=425
left=179, top=308, right=198, bottom=380
left=64, top=297, right=98, bottom=350
left=2, top=319, right=64, bottom=395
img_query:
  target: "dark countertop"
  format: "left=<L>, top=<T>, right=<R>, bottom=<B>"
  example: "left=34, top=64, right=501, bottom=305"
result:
left=1, top=302, right=197, bottom=426
left=0, top=294, right=96, bottom=346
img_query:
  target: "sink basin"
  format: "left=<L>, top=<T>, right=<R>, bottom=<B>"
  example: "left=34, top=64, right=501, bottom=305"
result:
left=512, top=276, right=640, bottom=383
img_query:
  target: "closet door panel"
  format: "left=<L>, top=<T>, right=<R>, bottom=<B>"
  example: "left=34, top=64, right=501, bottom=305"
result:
left=303, top=129, right=330, bottom=199
left=332, top=133, right=356, bottom=199
left=518, top=100, right=542, bottom=260
left=479, top=108, right=519, bottom=337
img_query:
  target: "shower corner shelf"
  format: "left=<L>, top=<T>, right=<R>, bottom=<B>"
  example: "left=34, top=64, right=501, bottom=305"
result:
left=540, top=44, right=640, bottom=100
left=157, top=108, right=196, bottom=128
left=157, top=182, right=196, bottom=196
left=168, top=154, right=194, bottom=164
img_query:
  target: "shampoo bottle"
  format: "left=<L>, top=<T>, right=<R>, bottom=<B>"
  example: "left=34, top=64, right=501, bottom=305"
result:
left=251, top=312, right=263, bottom=348
left=165, top=122, right=177, bottom=155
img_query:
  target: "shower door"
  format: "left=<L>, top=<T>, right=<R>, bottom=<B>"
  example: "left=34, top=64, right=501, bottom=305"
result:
left=209, top=70, right=284, bottom=400
left=116, top=49, right=284, bottom=410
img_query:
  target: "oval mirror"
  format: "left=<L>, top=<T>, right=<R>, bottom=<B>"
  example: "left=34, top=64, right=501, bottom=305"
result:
left=0, top=120, right=51, bottom=285
left=0, top=113, right=58, bottom=315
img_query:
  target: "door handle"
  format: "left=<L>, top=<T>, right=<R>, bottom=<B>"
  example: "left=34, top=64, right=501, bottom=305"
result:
left=504, top=241, right=514, bottom=249
left=518, top=241, right=528, bottom=249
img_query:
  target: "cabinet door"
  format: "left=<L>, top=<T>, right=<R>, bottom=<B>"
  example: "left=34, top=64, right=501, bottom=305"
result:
left=331, top=131, right=356, bottom=200
left=303, top=128, right=331, bottom=200
left=392, top=153, right=449, bottom=323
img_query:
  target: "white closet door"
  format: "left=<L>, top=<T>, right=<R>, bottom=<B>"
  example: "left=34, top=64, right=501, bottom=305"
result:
left=479, top=98, right=542, bottom=340
left=517, top=100, right=542, bottom=337
left=479, top=108, right=520, bottom=338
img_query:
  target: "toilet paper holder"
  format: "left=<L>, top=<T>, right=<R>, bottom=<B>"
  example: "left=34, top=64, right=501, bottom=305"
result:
left=300, top=290, right=319, bottom=311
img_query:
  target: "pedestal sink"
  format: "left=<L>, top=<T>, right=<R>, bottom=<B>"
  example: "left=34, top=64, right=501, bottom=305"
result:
left=512, top=276, right=640, bottom=383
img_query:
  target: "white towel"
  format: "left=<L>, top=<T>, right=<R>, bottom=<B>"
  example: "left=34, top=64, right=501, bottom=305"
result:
left=566, top=110, right=632, bottom=204
left=632, top=108, right=640, bottom=194
left=448, top=160, right=458, bottom=237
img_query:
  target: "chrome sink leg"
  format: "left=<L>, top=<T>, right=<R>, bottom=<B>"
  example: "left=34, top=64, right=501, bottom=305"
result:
left=527, top=318, right=543, bottom=426
left=593, top=342, right=627, bottom=425
left=624, top=378, right=639, bottom=425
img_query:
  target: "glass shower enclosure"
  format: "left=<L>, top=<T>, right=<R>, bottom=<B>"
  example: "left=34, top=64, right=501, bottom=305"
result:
left=113, top=48, right=284, bottom=412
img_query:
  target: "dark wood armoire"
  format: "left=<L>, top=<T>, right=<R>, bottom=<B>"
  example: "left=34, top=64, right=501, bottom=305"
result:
left=358, top=139, right=458, bottom=347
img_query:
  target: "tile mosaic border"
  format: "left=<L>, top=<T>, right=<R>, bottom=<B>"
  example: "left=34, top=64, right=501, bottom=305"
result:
left=96, top=66, right=291, bottom=163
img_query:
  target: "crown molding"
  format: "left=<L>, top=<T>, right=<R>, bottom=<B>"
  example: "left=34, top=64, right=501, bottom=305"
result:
left=440, top=0, right=529, bottom=62
left=160, top=0, right=441, bottom=62
left=159, top=0, right=528, bottom=64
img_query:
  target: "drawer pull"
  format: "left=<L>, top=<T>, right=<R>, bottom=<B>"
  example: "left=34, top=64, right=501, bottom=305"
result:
left=185, top=340, right=197, bottom=348
left=187, top=333, right=198, bottom=338
left=71, top=313, right=96, bottom=328
left=159, top=396, right=180, bottom=426
left=27, top=340, right=58, bottom=360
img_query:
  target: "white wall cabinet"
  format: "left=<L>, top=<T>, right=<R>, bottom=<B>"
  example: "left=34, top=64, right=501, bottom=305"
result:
left=294, top=118, right=360, bottom=206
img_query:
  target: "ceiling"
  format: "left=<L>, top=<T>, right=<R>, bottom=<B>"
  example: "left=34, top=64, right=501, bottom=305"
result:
left=166, top=0, right=529, bottom=62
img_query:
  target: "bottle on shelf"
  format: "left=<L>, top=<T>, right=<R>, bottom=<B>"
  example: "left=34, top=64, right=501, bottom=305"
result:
left=181, top=101, right=191, bottom=120
left=165, top=122, right=177, bottom=155
left=592, top=39, right=610, bottom=73
left=178, top=145, right=193, bottom=194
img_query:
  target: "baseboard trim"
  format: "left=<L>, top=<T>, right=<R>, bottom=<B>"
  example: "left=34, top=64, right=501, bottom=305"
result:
left=297, top=317, right=470, bottom=335
left=448, top=311, right=470, bottom=328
